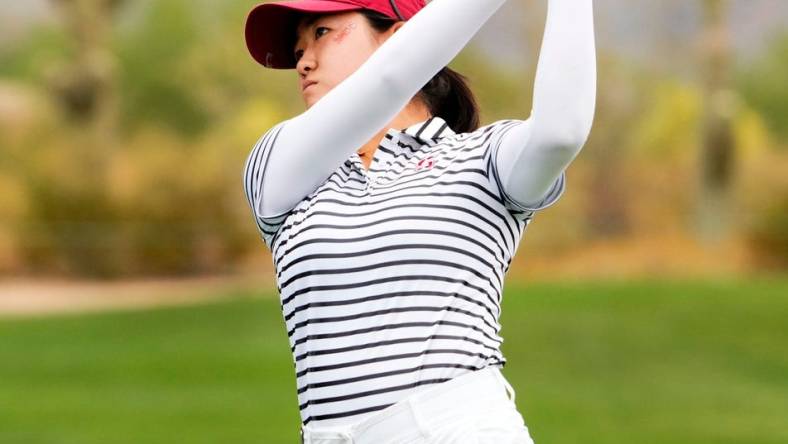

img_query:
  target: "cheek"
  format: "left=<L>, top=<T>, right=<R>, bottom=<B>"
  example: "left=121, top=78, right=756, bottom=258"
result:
left=329, top=22, right=371, bottom=65
left=322, top=23, right=376, bottom=87
left=332, top=22, right=357, bottom=44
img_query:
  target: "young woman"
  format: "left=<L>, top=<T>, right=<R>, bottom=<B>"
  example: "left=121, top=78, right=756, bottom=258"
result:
left=243, top=0, right=595, bottom=442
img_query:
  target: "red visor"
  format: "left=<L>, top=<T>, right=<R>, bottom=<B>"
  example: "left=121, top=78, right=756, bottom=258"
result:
left=245, top=0, right=426, bottom=69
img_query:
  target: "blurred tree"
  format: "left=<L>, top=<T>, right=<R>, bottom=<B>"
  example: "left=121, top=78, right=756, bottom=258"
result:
left=748, top=193, right=788, bottom=269
left=580, top=54, right=639, bottom=238
left=113, top=0, right=208, bottom=139
left=695, top=0, right=738, bottom=244
left=520, top=0, right=547, bottom=60
left=737, top=31, right=788, bottom=144
left=36, top=0, right=126, bottom=276
left=47, top=0, right=124, bottom=131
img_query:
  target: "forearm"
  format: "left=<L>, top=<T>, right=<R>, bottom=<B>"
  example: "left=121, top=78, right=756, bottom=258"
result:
left=257, top=0, right=507, bottom=216
left=496, top=0, right=596, bottom=206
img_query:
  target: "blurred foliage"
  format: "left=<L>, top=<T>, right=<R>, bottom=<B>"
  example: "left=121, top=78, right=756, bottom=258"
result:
left=747, top=192, right=788, bottom=269
left=113, top=0, right=208, bottom=138
left=0, top=32, right=66, bottom=81
left=0, top=0, right=786, bottom=277
left=738, top=30, right=788, bottom=144
left=628, top=79, right=701, bottom=161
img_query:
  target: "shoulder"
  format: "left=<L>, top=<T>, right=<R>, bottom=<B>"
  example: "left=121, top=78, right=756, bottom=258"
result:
left=256, top=119, right=291, bottom=148
left=441, top=119, right=526, bottom=152
left=454, top=119, right=526, bottom=141
left=476, top=118, right=527, bottom=137
left=243, top=119, right=291, bottom=168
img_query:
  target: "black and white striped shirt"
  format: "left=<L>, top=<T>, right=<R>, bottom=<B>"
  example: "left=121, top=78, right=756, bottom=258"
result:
left=242, top=115, right=565, bottom=427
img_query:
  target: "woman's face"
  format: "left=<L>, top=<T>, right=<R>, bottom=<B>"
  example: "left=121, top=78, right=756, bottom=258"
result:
left=293, top=12, right=402, bottom=108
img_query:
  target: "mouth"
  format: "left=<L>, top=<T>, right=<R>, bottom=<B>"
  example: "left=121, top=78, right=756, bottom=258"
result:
left=302, top=82, right=317, bottom=92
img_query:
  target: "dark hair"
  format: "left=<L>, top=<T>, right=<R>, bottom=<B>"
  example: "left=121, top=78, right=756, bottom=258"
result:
left=293, top=10, right=481, bottom=133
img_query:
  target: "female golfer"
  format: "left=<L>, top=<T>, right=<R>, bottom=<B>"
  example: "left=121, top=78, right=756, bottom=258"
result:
left=243, top=0, right=595, bottom=442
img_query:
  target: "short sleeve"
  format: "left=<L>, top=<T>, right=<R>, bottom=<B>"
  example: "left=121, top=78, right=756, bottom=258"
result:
left=485, top=120, right=567, bottom=215
left=242, top=120, right=296, bottom=251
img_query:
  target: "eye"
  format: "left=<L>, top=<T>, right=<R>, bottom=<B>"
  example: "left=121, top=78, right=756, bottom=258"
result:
left=315, top=26, right=329, bottom=38
left=294, top=27, right=330, bottom=62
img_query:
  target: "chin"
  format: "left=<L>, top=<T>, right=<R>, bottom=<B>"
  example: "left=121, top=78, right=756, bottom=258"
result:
left=304, top=94, right=323, bottom=109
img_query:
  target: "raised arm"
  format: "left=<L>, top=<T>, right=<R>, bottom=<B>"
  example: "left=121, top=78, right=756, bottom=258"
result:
left=255, top=0, right=507, bottom=217
left=494, top=0, right=596, bottom=208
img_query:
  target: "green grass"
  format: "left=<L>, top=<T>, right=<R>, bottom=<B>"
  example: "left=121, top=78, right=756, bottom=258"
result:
left=0, top=278, right=786, bottom=444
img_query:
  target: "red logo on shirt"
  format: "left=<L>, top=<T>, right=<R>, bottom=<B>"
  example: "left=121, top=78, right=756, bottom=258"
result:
left=416, top=157, right=434, bottom=170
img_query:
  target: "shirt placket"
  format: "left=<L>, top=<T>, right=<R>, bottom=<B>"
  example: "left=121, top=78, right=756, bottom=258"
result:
left=363, top=131, right=400, bottom=186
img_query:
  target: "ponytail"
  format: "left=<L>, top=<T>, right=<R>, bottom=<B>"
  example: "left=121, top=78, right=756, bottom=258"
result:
left=416, top=67, right=480, bottom=133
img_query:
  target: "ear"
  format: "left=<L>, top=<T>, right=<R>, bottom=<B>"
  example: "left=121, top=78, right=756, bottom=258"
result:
left=390, top=21, right=406, bottom=34
left=377, top=21, right=405, bottom=44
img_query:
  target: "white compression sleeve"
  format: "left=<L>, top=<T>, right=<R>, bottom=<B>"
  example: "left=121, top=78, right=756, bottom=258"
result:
left=256, top=0, right=507, bottom=217
left=494, top=0, right=596, bottom=207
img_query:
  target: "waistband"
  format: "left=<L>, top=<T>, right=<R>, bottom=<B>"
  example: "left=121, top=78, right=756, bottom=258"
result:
left=300, top=366, right=517, bottom=443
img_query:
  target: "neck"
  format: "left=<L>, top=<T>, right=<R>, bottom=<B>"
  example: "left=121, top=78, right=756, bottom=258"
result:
left=357, top=100, right=432, bottom=168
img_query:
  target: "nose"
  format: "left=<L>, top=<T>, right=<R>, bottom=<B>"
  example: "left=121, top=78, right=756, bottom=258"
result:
left=296, top=49, right=316, bottom=77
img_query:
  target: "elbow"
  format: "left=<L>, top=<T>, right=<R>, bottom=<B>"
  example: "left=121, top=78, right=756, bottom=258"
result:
left=550, top=104, right=595, bottom=151
left=562, top=102, right=596, bottom=149
left=376, top=45, right=424, bottom=97
left=539, top=89, right=597, bottom=151
left=539, top=123, right=591, bottom=157
left=378, top=65, right=408, bottom=98
left=568, top=123, right=592, bottom=151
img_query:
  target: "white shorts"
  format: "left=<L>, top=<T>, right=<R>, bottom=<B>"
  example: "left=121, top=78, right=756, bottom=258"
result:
left=299, top=366, right=535, bottom=444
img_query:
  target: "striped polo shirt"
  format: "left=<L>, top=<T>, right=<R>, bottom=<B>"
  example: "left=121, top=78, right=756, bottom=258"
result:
left=242, top=115, right=565, bottom=427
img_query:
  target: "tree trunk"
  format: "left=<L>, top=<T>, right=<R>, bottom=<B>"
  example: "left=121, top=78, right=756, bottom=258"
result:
left=696, top=0, right=737, bottom=244
left=42, top=0, right=124, bottom=276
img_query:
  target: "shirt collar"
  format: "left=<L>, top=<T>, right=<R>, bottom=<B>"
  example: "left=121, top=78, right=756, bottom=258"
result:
left=396, top=116, right=456, bottom=144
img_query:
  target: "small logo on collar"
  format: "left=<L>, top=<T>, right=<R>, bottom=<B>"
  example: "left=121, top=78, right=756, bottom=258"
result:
left=416, top=156, right=434, bottom=170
